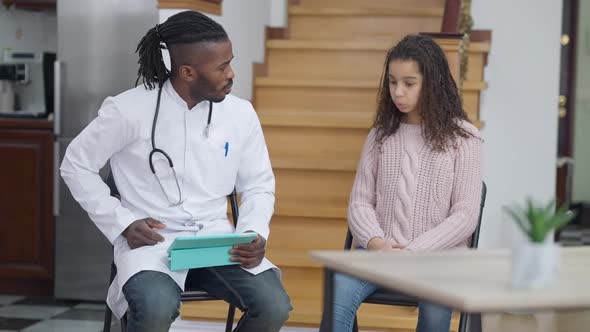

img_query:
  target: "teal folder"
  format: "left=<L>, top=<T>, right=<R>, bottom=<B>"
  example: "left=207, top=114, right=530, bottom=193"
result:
left=167, top=233, right=257, bottom=271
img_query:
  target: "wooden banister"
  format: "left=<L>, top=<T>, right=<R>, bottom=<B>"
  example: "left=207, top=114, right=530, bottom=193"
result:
left=441, top=0, right=461, bottom=33
left=158, top=0, right=222, bottom=15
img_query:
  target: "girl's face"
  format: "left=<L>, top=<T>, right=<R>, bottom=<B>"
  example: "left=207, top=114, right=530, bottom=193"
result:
left=388, top=60, right=423, bottom=116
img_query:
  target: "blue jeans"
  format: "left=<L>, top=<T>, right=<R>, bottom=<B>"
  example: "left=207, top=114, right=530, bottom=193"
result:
left=319, top=272, right=453, bottom=332
left=122, top=266, right=292, bottom=332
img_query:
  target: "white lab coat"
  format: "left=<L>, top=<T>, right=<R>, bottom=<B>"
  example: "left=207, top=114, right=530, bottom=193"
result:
left=60, top=80, right=277, bottom=319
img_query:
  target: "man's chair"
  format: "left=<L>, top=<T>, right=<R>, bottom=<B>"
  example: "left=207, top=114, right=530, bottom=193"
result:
left=102, top=173, right=238, bottom=332
left=346, top=182, right=487, bottom=332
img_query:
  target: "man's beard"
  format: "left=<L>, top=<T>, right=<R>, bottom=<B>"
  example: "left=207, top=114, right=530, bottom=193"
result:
left=192, top=78, right=232, bottom=103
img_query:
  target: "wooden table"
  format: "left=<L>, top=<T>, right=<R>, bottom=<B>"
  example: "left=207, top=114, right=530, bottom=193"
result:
left=310, top=247, right=590, bottom=332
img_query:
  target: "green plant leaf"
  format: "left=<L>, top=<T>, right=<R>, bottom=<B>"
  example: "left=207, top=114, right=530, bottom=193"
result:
left=529, top=202, right=546, bottom=242
left=543, top=200, right=556, bottom=219
left=505, top=205, right=532, bottom=240
left=511, top=198, right=578, bottom=243
left=549, top=205, right=576, bottom=231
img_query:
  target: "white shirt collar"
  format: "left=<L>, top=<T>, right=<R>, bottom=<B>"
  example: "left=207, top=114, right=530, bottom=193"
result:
left=162, top=79, right=209, bottom=112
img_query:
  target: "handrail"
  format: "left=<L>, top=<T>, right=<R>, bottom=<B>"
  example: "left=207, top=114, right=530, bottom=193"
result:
left=439, top=0, right=472, bottom=86
left=158, top=0, right=223, bottom=15
left=441, top=0, right=462, bottom=33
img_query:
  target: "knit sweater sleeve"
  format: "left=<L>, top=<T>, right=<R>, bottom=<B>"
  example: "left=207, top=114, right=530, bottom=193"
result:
left=348, top=129, right=385, bottom=248
left=406, top=130, right=483, bottom=251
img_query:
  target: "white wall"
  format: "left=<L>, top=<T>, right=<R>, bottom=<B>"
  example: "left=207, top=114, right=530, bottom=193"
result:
left=0, top=6, right=57, bottom=55
left=572, top=1, right=590, bottom=203
left=159, top=0, right=287, bottom=100
left=472, top=0, right=563, bottom=247
left=269, top=0, right=288, bottom=27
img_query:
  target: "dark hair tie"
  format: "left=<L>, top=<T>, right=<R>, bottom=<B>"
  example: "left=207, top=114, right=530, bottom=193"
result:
left=155, top=24, right=162, bottom=41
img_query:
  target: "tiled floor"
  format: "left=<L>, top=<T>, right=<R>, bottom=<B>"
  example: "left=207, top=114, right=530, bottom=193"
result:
left=0, top=295, right=116, bottom=332
left=0, top=295, right=318, bottom=332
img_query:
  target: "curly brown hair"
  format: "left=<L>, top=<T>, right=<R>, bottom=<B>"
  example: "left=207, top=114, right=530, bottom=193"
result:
left=373, top=34, right=472, bottom=151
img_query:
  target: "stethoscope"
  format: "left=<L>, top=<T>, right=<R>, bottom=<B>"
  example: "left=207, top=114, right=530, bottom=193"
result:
left=148, top=83, right=213, bottom=207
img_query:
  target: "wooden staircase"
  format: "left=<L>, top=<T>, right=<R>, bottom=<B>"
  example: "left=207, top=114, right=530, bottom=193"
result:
left=182, top=0, right=490, bottom=330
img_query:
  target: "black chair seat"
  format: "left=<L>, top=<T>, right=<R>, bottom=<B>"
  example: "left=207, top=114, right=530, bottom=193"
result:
left=364, top=290, right=418, bottom=307
left=181, top=289, right=222, bottom=302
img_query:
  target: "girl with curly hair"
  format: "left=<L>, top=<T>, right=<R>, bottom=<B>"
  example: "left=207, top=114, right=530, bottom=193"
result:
left=320, top=34, right=483, bottom=332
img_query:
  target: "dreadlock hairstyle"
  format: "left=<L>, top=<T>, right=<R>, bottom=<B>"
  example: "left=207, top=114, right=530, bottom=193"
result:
left=135, top=10, right=228, bottom=90
left=373, top=34, right=472, bottom=152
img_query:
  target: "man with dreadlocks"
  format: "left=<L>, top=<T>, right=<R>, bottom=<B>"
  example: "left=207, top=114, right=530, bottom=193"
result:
left=60, top=10, right=291, bottom=332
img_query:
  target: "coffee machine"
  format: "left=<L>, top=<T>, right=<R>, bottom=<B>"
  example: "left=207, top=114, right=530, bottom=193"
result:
left=0, top=50, right=55, bottom=117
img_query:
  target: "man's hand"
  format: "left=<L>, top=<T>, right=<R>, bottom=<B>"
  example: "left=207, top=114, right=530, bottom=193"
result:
left=229, top=233, right=266, bottom=268
left=122, top=218, right=166, bottom=249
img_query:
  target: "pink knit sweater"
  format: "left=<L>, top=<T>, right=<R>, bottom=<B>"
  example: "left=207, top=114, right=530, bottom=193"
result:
left=348, top=121, right=483, bottom=251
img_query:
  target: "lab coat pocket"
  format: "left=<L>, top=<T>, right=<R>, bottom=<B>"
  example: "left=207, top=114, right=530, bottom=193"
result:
left=206, top=139, right=239, bottom=195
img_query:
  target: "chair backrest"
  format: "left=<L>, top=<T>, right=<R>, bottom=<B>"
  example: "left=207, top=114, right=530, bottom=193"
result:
left=344, top=181, right=487, bottom=250
left=106, top=172, right=120, bottom=198
left=105, top=171, right=239, bottom=226
left=470, top=182, right=487, bottom=248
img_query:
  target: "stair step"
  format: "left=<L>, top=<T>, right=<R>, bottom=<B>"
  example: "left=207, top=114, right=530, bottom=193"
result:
left=264, top=117, right=483, bottom=177
left=255, top=87, right=483, bottom=125
left=466, top=43, right=491, bottom=81
left=272, top=157, right=358, bottom=172
left=266, top=47, right=383, bottom=80
left=268, top=39, right=392, bottom=51
left=268, top=215, right=348, bottom=251
left=265, top=124, right=367, bottom=171
left=256, top=77, right=488, bottom=90
left=280, top=267, right=324, bottom=301
left=289, top=11, right=441, bottom=41
left=267, top=39, right=470, bottom=81
left=275, top=204, right=348, bottom=219
left=289, top=6, right=444, bottom=17
left=267, top=39, right=490, bottom=53
left=181, top=297, right=439, bottom=329
left=260, top=109, right=481, bottom=131
left=255, top=85, right=377, bottom=114
left=265, top=38, right=467, bottom=81
left=267, top=248, right=323, bottom=268
left=266, top=116, right=482, bottom=173
left=267, top=38, right=489, bottom=82
left=265, top=39, right=489, bottom=83
left=297, top=0, right=445, bottom=10
left=258, top=109, right=373, bottom=129
left=274, top=169, right=352, bottom=219
left=256, top=77, right=379, bottom=89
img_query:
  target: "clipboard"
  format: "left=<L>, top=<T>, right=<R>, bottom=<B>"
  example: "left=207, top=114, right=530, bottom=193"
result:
left=167, top=233, right=257, bottom=271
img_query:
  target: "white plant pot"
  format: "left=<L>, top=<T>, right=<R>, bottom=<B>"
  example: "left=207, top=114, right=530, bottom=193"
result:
left=511, top=241, right=560, bottom=289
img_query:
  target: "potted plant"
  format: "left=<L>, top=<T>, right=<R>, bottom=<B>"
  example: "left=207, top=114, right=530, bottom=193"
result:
left=505, top=199, right=575, bottom=289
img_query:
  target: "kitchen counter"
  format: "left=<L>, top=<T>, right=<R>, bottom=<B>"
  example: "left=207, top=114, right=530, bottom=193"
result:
left=0, top=117, right=53, bottom=130
left=0, top=117, right=55, bottom=295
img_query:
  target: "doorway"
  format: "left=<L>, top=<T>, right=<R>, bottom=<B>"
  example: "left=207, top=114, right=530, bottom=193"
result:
left=557, top=0, right=590, bottom=241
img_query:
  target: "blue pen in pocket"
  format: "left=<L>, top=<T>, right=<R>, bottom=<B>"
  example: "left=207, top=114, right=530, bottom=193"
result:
left=224, top=142, right=229, bottom=157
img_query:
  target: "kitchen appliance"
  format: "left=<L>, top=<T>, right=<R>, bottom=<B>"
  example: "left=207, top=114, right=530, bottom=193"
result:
left=0, top=80, right=15, bottom=111
left=54, top=0, right=158, bottom=300
left=0, top=51, right=55, bottom=117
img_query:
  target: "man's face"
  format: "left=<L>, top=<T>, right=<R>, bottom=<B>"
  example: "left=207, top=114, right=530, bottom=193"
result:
left=186, top=39, right=235, bottom=103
